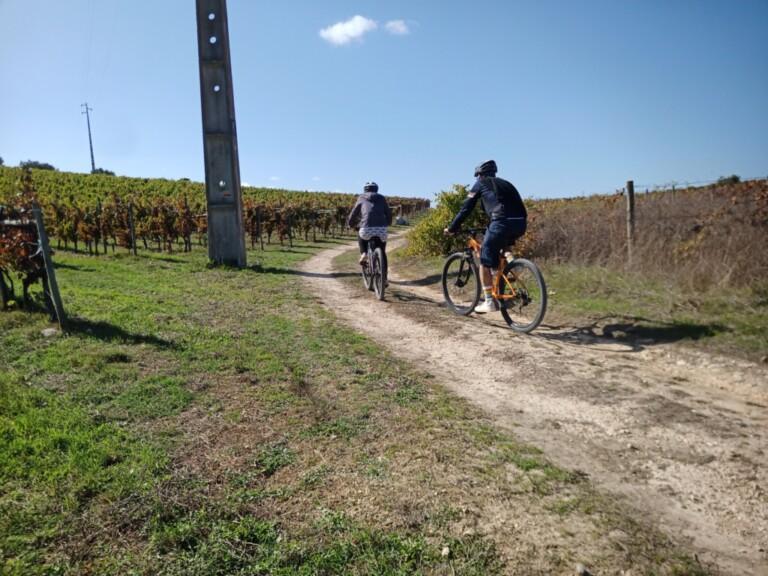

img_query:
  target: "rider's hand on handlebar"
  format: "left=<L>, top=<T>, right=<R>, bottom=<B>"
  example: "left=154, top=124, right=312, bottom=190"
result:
left=443, top=227, right=454, bottom=237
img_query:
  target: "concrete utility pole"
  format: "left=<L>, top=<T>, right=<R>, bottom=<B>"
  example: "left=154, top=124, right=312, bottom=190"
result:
left=81, top=103, right=96, bottom=173
left=195, top=0, right=246, bottom=267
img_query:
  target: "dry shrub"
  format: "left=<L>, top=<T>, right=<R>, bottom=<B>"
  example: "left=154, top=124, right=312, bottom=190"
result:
left=529, top=179, right=768, bottom=290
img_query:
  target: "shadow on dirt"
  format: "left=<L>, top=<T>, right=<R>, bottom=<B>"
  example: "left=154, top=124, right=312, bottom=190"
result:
left=256, top=248, right=317, bottom=255
left=304, top=238, right=355, bottom=246
left=65, top=317, right=178, bottom=349
left=389, top=290, right=442, bottom=306
left=390, top=274, right=442, bottom=288
left=251, top=264, right=359, bottom=280
left=539, top=315, right=730, bottom=352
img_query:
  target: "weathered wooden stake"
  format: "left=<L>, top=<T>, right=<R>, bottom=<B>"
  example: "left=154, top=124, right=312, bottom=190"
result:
left=31, top=207, right=65, bottom=328
left=288, top=213, right=293, bottom=248
left=257, top=207, right=264, bottom=251
left=128, top=203, right=137, bottom=256
left=626, top=180, right=635, bottom=264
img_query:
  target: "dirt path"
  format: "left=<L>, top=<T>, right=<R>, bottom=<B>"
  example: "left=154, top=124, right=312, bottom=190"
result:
left=300, top=236, right=768, bottom=576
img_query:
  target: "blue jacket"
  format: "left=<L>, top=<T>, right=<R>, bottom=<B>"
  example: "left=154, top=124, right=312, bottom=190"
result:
left=448, top=176, right=527, bottom=233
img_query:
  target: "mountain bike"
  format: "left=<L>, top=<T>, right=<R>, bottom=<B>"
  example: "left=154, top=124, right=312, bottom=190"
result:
left=360, top=236, right=387, bottom=301
left=441, top=228, right=547, bottom=333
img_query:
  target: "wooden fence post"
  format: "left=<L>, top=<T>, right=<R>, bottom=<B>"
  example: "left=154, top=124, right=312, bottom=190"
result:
left=31, top=206, right=66, bottom=328
left=626, top=180, right=635, bottom=264
left=287, top=212, right=293, bottom=248
left=97, top=199, right=104, bottom=255
left=257, top=207, right=264, bottom=250
left=128, top=203, right=138, bottom=256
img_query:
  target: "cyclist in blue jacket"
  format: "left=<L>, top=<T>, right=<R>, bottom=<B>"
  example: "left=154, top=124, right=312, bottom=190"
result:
left=444, top=160, right=527, bottom=313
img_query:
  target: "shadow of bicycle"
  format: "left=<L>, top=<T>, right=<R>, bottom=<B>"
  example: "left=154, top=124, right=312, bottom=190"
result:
left=536, top=315, right=729, bottom=352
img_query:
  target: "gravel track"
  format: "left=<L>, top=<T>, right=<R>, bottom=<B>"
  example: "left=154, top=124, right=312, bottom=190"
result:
left=300, top=236, right=768, bottom=575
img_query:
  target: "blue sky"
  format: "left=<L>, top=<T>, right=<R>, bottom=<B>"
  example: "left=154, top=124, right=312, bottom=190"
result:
left=1, top=1, right=766, bottom=199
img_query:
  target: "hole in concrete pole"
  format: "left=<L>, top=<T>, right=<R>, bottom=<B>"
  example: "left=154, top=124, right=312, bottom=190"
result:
left=213, top=84, right=221, bottom=93
left=208, top=12, right=215, bottom=21
left=209, top=36, right=217, bottom=44
left=218, top=180, right=226, bottom=189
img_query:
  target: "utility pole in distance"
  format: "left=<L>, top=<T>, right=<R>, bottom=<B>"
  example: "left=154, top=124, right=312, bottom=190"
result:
left=81, top=103, right=96, bottom=173
left=195, top=0, right=246, bottom=267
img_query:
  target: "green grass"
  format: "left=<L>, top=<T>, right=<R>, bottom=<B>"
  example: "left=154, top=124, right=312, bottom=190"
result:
left=0, top=238, right=712, bottom=575
left=148, top=509, right=501, bottom=576
left=542, top=262, right=768, bottom=359
left=0, top=239, right=513, bottom=574
left=252, top=442, right=295, bottom=477
left=0, top=377, right=165, bottom=572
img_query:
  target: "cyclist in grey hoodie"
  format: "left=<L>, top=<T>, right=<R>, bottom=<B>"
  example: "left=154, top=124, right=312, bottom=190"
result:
left=347, top=181, right=393, bottom=266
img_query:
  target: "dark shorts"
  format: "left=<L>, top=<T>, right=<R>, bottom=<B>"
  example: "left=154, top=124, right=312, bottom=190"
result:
left=480, top=218, right=527, bottom=268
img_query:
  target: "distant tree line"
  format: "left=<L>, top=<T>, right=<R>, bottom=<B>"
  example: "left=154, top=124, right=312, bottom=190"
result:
left=20, top=160, right=57, bottom=171
left=717, top=174, right=740, bottom=185
left=0, top=159, right=114, bottom=175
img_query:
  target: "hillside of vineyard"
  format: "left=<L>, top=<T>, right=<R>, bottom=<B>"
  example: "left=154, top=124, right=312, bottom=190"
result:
left=0, top=166, right=429, bottom=258
left=0, top=166, right=430, bottom=213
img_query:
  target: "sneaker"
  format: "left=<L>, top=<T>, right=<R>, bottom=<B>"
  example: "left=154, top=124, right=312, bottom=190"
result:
left=474, top=299, right=499, bottom=314
left=359, top=253, right=368, bottom=265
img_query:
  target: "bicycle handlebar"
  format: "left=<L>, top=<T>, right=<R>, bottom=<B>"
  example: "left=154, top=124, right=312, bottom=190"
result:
left=444, top=226, right=485, bottom=238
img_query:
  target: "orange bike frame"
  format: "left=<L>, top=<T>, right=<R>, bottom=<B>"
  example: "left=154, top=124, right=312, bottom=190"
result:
left=467, top=235, right=518, bottom=301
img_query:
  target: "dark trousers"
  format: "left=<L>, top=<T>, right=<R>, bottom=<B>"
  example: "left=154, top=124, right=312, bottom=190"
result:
left=359, top=238, right=388, bottom=271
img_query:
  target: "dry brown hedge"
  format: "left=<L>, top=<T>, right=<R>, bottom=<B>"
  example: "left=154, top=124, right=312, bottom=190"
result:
left=528, top=179, right=768, bottom=289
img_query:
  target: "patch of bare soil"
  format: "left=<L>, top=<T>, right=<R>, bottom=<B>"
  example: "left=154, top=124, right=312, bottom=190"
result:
left=302, top=235, right=768, bottom=576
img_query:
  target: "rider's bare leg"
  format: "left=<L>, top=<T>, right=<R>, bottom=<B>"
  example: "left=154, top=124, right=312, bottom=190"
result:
left=480, top=264, right=493, bottom=290
left=473, top=263, right=499, bottom=312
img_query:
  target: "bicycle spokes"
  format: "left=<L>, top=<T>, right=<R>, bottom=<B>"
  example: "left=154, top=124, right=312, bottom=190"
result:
left=454, top=261, right=472, bottom=288
left=442, top=254, right=480, bottom=315
left=498, top=259, right=547, bottom=333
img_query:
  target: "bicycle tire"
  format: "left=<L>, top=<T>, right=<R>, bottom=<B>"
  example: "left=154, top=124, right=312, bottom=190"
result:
left=361, top=252, right=373, bottom=291
left=372, top=247, right=385, bottom=300
left=498, top=258, right=547, bottom=333
left=442, top=252, right=480, bottom=315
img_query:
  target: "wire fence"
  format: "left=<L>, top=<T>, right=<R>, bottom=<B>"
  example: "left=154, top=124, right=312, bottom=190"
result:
left=529, top=177, right=768, bottom=288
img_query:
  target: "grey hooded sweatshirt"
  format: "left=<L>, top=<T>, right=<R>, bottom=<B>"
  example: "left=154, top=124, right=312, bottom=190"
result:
left=347, top=191, right=393, bottom=229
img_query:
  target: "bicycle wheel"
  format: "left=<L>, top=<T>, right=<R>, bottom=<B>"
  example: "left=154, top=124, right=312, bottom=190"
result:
left=372, top=247, right=385, bottom=300
left=498, top=258, right=547, bottom=333
left=442, top=252, right=480, bottom=315
left=361, top=252, right=373, bottom=291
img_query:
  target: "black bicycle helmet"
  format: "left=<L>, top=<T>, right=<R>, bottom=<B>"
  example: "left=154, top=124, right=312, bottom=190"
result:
left=364, top=182, right=379, bottom=193
left=474, top=160, right=497, bottom=177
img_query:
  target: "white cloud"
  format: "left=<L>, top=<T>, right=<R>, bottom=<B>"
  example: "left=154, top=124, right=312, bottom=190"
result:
left=242, top=181, right=251, bottom=187
left=312, top=176, right=321, bottom=182
left=385, top=20, right=409, bottom=35
left=320, top=15, right=377, bottom=45
left=269, top=176, right=281, bottom=182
